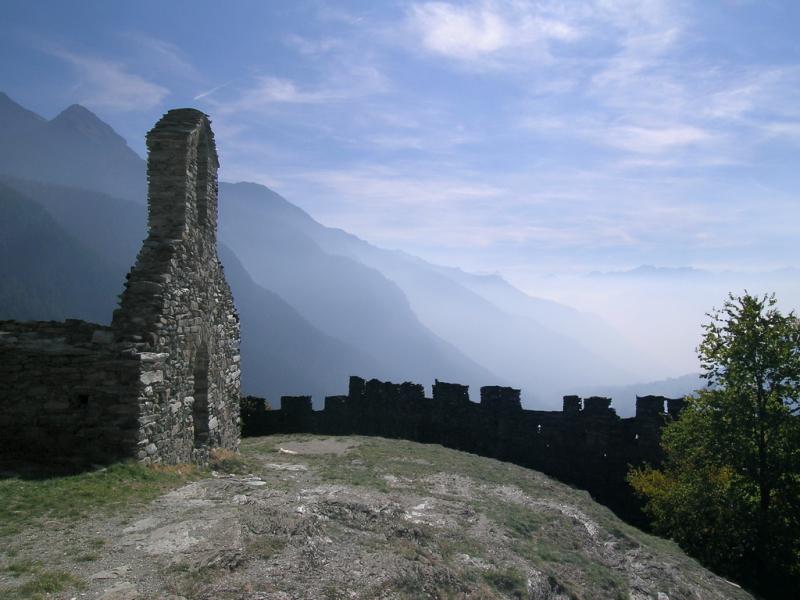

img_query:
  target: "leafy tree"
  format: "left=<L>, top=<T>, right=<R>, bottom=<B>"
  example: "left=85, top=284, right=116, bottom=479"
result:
left=629, top=293, right=800, bottom=597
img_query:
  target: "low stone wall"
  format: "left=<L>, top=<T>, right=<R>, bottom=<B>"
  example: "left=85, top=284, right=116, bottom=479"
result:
left=0, top=320, right=142, bottom=464
left=242, top=376, right=685, bottom=522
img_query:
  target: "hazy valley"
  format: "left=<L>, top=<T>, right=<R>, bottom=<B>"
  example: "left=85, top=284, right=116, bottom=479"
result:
left=0, top=92, right=740, bottom=413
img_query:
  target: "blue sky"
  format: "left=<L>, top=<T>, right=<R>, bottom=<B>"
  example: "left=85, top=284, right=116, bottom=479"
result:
left=2, top=0, right=799, bottom=284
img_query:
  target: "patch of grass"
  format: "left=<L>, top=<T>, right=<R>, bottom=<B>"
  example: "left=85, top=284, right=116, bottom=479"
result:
left=2, top=559, right=39, bottom=576
left=243, top=435, right=567, bottom=504
left=300, top=436, right=529, bottom=495
left=385, top=523, right=438, bottom=565
left=164, top=563, right=217, bottom=599
left=16, top=570, right=82, bottom=594
left=531, top=540, right=583, bottom=566
left=513, top=538, right=628, bottom=600
left=393, top=570, right=428, bottom=597
left=483, top=566, right=528, bottom=598
left=2, top=561, right=84, bottom=600
left=246, top=534, right=286, bottom=560
left=393, top=537, right=437, bottom=564
left=618, top=522, right=684, bottom=556
left=317, top=456, right=389, bottom=492
left=322, top=584, right=343, bottom=599
left=485, top=502, right=548, bottom=539
left=392, top=565, right=471, bottom=599
left=0, top=462, right=198, bottom=538
left=208, top=448, right=251, bottom=474
left=74, top=553, right=99, bottom=563
left=582, top=561, right=628, bottom=599
left=438, top=532, right=487, bottom=563
left=480, top=497, right=628, bottom=600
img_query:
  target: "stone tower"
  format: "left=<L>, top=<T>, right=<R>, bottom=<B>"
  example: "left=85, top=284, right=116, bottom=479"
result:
left=112, top=109, right=241, bottom=463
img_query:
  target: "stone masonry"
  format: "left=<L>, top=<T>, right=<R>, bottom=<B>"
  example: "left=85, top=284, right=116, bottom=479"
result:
left=242, top=377, right=685, bottom=523
left=0, top=109, right=240, bottom=465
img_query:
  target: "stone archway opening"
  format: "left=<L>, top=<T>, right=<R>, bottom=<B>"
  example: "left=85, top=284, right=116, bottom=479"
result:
left=193, top=344, right=210, bottom=447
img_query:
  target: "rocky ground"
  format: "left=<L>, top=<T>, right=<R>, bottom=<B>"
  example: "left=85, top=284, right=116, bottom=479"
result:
left=0, top=435, right=753, bottom=600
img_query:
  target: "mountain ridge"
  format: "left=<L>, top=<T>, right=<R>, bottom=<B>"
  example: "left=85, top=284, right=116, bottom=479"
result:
left=0, top=93, right=145, bottom=204
left=0, top=93, right=675, bottom=409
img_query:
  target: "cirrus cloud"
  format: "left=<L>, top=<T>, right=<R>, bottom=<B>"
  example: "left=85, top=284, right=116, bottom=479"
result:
left=407, top=1, right=580, bottom=65
left=50, top=47, right=168, bottom=111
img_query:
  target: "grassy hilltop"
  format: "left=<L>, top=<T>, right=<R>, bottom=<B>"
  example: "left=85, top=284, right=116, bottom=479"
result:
left=1, top=436, right=751, bottom=599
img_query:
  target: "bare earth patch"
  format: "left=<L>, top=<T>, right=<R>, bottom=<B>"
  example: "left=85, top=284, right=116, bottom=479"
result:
left=0, top=435, right=753, bottom=600
left=276, top=438, right=360, bottom=456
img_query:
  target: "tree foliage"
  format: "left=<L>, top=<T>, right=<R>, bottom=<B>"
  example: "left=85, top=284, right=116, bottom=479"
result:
left=629, top=293, right=800, bottom=597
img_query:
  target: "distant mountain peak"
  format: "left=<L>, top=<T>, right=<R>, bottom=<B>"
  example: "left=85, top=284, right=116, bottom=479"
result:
left=0, top=94, right=146, bottom=203
left=0, top=91, right=19, bottom=107
left=0, top=91, right=46, bottom=127
left=0, top=91, right=26, bottom=108
left=631, top=264, right=700, bottom=275
left=57, top=103, right=95, bottom=119
left=49, top=103, right=127, bottom=146
left=588, top=265, right=706, bottom=279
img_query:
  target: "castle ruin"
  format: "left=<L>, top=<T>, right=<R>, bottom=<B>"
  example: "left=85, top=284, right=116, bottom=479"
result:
left=0, top=107, right=682, bottom=523
left=0, top=109, right=241, bottom=465
left=242, top=378, right=685, bottom=521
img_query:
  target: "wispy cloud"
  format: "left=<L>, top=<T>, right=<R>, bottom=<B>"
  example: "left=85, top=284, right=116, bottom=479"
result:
left=303, top=167, right=503, bottom=207
left=406, top=1, right=580, bottom=66
left=242, top=76, right=344, bottom=104
left=49, top=48, right=168, bottom=111
left=471, top=2, right=800, bottom=167
left=120, top=32, right=200, bottom=79
left=763, top=121, right=800, bottom=142
left=209, top=76, right=350, bottom=117
left=193, top=81, right=233, bottom=101
left=209, top=62, right=388, bottom=117
left=409, top=3, right=515, bottom=60
left=601, top=124, right=714, bottom=154
left=284, top=33, right=343, bottom=56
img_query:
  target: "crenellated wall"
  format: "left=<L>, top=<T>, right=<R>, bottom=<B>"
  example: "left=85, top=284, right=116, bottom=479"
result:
left=242, top=376, right=685, bottom=521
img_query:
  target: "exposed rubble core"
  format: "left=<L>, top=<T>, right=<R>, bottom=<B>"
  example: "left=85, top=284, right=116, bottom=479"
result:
left=0, top=109, right=240, bottom=465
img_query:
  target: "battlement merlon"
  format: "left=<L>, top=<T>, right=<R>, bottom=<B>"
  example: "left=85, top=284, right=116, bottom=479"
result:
left=432, top=380, right=470, bottom=406
left=480, top=386, right=522, bottom=413
left=666, top=397, right=687, bottom=418
left=635, top=395, right=687, bottom=419
left=583, top=396, right=614, bottom=415
left=348, top=375, right=366, bottom=401
left=562, top=395, right=582, bottom=414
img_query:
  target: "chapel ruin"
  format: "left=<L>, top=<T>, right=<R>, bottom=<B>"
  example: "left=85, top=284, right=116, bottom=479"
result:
left=0, top=109, right=241, bottom=464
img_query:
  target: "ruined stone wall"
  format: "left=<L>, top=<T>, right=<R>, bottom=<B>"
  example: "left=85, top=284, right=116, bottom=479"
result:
left=0, top=108, right=241, bottom=466
left=0, top=320, right=141, bottom=463
left=242, top=376, right=680, bottom=521
left=112, top=109, right=240, bottom=464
